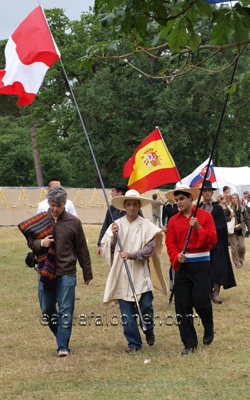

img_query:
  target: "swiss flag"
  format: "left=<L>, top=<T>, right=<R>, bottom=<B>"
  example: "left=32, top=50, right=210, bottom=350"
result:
left=0, top=6, right=60, bottom=106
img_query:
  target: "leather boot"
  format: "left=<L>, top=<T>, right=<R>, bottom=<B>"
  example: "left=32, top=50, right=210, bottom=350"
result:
left=211, top=282, right=222, bottom=304
left=197, top=305, right=214, bottom=346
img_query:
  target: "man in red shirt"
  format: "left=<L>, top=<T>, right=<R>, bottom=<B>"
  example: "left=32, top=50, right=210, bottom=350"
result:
left=165, top=185, right=217, bottom=355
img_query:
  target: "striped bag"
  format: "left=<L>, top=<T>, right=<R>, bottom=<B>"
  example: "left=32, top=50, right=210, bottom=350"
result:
left=18, top=212, right=56, bottom=289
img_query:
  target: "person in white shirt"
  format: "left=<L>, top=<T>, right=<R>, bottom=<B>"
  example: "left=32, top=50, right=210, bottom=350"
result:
left=37, top=178, right=77, bottom=216
left=241, top=190, right=249, bottom=207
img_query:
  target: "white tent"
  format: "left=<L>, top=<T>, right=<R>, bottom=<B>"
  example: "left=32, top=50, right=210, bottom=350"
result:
left=180, top=166, right=250, bottom=196
left=214, top=166, right=250, bottom=195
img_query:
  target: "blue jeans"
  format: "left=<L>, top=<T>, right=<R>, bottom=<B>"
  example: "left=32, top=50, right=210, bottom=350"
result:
left=38, top=274, right=76, bottom=353
left=118, top=291, right=154, bottom=349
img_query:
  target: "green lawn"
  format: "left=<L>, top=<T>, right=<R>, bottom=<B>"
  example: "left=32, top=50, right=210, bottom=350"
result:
left=1, top=225, right=249, bottom=399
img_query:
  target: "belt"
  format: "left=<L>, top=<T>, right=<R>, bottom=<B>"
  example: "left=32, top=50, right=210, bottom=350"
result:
left=185, top=251, right=210, bottom=263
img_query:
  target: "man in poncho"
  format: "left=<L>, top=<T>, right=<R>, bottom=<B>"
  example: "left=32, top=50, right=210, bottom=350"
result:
left=101, top=189, right=167, bottom=353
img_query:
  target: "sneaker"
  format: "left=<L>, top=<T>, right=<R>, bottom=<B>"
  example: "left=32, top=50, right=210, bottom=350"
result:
left=58, top=350, right=69, bottom=357
left=146, top=333, right=155, bottom=346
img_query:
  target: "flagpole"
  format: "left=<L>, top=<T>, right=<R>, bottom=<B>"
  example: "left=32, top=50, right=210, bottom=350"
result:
left=168, top=51, right=240, bottom=307
left=59, top=59, right=147, bottom=331
left=157, top=126, right=181, bottom=182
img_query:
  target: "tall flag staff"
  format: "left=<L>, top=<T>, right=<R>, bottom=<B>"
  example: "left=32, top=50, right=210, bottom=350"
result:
left=59, top=60, right=148, bottom=331
left=168, top=52, right=241, bottom=306
left=0, top=5, right=149, bottom=331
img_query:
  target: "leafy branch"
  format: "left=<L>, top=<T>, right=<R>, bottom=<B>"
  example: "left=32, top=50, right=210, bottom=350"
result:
left=82, top=0, right=250, bottom=82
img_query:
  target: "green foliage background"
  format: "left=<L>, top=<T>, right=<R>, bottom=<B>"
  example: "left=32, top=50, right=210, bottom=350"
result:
left=0, top=4, right=250, bottom=188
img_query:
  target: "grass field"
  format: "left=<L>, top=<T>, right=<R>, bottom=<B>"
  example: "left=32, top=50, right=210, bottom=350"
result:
left=1, top=225, right=250, bottom=399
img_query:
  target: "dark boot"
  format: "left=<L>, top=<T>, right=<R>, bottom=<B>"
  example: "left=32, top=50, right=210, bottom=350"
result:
left=197, top=305, right=214, bottom=346
left=211, top=282, right=222, bottom=304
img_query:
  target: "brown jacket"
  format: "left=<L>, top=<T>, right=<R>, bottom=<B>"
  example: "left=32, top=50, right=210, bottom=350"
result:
left=28, top=209, right=93, bottom=282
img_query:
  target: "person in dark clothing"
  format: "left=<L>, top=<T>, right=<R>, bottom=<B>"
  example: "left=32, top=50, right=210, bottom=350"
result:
left=96, top=182, right=129, bottom=257
left=162, top=197, right=179, bottom=228
left=162, top=195, right=179, bottom=290
left=199, top=180, right=236, bottom=304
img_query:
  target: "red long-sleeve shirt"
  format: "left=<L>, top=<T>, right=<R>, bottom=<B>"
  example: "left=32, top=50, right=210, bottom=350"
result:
left=166, top=206, right=217, bottom=271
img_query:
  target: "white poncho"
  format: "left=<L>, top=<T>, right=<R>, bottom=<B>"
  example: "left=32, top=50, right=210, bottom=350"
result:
left=101, top=215, right=167, bottom=305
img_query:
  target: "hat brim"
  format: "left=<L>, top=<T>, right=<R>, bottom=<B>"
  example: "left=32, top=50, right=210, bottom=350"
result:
left=111, top=195, right=152, bottom=211
left=199, top=187, right=216, bottom=191
left=165, top=187, right=200, bottom=203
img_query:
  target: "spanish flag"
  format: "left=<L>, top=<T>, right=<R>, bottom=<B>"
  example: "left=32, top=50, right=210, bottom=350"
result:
left=123, top=127, right=180, bottom=193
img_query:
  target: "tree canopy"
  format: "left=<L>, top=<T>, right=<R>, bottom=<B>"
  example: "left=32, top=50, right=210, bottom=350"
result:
left=86, top=0, right=250, bottom=83
left=0, top=6, right=250, bottom=189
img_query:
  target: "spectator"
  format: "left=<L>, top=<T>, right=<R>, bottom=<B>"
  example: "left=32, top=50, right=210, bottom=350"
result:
left=241, top=190, right=249, bottom=207
left=151, top=193, right=164, bottom=227
left=96, top=182, right=128, bottom=257
left=37, top=178, right=77, bottom=216
left=223, top=186, right=231, bottom=205
left=225, top=193, right=250, bottom=268
left=217, top=195, right=228, bottom=211
left=162, top=196, right=178, bottom=229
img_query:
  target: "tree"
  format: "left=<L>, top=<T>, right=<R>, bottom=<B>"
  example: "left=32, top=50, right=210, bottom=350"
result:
left=0, top=117, right=36, bottom=186
left=1, top=7, right=250, bottom=189
left=87, top=0, right=250, bottom=83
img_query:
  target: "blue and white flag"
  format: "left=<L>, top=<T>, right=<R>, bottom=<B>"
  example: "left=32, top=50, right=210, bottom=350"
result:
left=177, top=158, right=217, bottom=188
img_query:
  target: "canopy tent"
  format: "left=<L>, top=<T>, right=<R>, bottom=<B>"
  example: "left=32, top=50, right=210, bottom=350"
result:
left=180, top=166, right=250, bottom=196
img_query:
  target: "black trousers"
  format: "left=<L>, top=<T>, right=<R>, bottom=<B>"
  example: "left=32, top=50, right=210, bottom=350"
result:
left=174, top=260, right=213, bottom=348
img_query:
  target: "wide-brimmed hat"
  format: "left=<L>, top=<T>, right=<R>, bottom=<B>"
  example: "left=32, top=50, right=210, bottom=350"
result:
left=165, top=185, right=200, bottom=203
left=199, top=180, right=216, bottom=191
left=111, top=189, right=152, bottom=211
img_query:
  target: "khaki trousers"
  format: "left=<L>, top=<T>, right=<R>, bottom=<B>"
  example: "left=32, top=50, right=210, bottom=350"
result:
left=229, top=233, right=245, bottom=266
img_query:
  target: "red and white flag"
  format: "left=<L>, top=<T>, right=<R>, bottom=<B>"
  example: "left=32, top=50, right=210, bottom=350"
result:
left=0, top=6, right=60, bottom=106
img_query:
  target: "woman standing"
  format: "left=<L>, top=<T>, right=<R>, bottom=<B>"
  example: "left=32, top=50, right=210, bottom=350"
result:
left=217, top=195, right=228, bottom=211
left=225, top=193, right=250, bottom=268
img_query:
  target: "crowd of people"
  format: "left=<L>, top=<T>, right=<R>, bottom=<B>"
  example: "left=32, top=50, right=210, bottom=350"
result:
left=18, top=178, right=249, bottom=357
left=224, top=190, right=250, bottom=268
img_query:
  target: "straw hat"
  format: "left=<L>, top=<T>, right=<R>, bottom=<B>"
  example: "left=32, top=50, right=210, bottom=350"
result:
left=111, top=189, right=152, bottom=211
left=165, top=185, right=200, bottom=203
